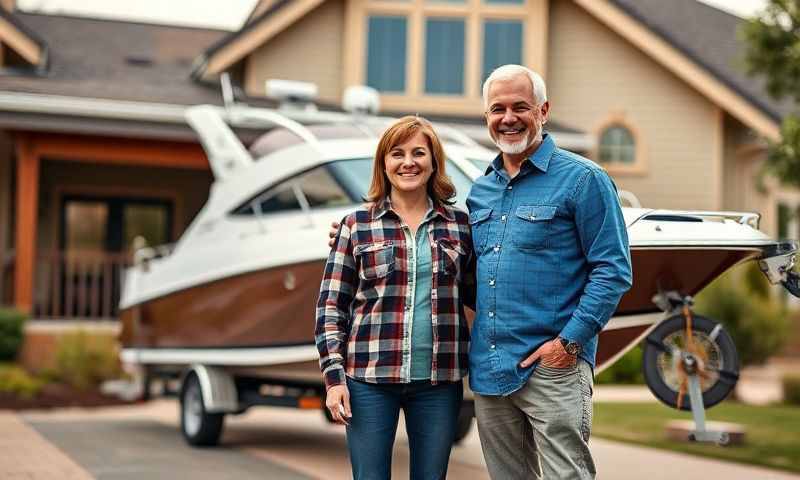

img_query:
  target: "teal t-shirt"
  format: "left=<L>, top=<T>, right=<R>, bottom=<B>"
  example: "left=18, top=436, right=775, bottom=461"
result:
left=409, top=223, right=433, bottom=380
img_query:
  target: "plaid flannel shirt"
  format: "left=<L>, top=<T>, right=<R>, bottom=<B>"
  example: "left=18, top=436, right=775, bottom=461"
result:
left=316, top=197, right=475, bottom=389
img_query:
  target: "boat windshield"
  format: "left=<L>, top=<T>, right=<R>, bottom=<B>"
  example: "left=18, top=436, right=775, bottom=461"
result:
left=467, top=157, right=492, bottom=172
left=328, top=158, right=472, bottom=209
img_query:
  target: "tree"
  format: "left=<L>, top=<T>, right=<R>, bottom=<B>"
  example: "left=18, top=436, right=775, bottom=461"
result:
left=741, top=0, right=800, bottom=186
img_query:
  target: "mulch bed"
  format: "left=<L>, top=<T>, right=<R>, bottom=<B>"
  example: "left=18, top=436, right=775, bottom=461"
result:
left=0, top=383, right=138, bottom=410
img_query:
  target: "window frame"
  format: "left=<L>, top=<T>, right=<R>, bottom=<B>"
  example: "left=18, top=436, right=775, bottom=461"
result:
left=345, top=0, right=547, bottom=114
left=592, top=115, right=647, bottom=176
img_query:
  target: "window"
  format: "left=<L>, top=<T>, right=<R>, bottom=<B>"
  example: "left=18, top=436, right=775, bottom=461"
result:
left=483, top=20, right=523, bottom=83
left=328, top=158, right=374, bottom=201
left=776, top=202, right=800, bottom=240
left=356, top=0, right=536, bottom=107
left=253, top=184, right=302, bottom=215
left=298, top=166, right=352, bottom=208
left=599, top=125, right=636, bottom=164
left=367, top=16, right=407, bottom=93
left=234, top=166, right=358, bottom=216
left=425, top=18, right=465, bottom=95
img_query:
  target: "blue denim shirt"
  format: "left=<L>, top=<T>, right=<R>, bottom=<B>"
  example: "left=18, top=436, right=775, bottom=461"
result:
left=466, top=134, right=632, bottom=396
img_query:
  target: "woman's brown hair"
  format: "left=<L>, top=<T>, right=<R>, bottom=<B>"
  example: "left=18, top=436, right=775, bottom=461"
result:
left=365, top=115, right=456, bottom=205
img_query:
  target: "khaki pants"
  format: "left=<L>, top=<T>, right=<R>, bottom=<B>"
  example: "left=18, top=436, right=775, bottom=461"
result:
left=474, top=360, right=595, bottom=480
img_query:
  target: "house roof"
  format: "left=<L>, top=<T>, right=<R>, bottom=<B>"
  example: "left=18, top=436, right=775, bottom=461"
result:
left=192, top=0, right=323, bottom=81
left=0, top=12, right=227, bottom=106
left=196, top=0, right=788, bottom=140
left=610, top=0, right=794, bottom=122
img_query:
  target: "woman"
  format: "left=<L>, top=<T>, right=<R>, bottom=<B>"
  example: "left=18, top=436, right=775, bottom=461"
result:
left=315, top=116, right=474, bottom=479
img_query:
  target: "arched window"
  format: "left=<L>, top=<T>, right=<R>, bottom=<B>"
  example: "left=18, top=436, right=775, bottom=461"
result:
left=598, top=125, right=636, bottom=164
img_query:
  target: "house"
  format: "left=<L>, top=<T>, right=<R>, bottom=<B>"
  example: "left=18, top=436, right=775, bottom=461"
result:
left=0, top=0, right=796, bottom=365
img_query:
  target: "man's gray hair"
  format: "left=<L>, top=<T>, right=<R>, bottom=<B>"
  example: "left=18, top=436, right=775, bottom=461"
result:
left=482, top=65, right=547, bottom=109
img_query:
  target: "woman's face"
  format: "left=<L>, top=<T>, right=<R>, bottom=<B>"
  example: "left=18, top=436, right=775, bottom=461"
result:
left=384, top=131, right=434, bottom=196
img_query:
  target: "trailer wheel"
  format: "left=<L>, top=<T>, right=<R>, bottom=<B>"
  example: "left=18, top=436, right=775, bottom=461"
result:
left=643, top=314, right=739, bottom=411
left=453, top=400, right=474, bottom=444
left=180, top=372, right=225, bottom=446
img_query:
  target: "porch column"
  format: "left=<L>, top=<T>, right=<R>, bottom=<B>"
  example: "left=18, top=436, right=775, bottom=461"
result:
left=14, top=134, right=39, bottom=313
left=0, top=134, right=12, bottom=304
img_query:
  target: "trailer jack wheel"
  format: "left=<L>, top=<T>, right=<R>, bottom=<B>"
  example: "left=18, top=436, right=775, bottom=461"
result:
left=643, top=310, right=739, bottom=444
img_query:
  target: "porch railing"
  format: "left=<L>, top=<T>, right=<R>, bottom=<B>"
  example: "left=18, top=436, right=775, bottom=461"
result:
left=33, top=251, right=130, bottom=320
left=1, top=250, right=13, bottom=306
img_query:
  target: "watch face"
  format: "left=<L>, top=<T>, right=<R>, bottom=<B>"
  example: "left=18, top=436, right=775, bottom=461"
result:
left=566, top=344, right=580, bottom=355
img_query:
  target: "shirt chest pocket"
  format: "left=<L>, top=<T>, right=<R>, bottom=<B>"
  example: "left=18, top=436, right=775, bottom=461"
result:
left=355, top=242, right=396, bottom=280
left=512, top=205, right=557, bottom=251
left=468, top=208, right=492, bottom=253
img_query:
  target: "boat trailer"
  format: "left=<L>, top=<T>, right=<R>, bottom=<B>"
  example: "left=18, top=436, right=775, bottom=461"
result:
left=642, top=241, right=799, bottom=445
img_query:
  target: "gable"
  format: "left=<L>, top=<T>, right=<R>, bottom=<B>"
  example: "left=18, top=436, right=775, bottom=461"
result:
left=574, top=0, right=780, bottom=140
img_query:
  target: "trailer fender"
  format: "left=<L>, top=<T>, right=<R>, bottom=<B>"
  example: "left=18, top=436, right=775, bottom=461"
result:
left=182, top=365, right=238, bottom=413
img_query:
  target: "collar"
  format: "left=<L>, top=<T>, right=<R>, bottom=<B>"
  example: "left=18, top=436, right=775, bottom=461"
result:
left=371, top=195, right=455, bottom=222
left=486, top=133, right=556, bottom=176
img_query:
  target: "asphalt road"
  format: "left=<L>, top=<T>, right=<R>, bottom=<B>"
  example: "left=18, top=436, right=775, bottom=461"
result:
left=16, top=399, right=800, bottom=480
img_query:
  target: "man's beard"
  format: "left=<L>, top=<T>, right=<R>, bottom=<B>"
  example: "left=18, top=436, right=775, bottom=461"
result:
left=492, top=129, right=541, bottom=155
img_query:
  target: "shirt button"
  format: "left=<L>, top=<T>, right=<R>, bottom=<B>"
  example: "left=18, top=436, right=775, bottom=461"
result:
left=489, top=279, right=495, bottom=286
left=529, top=215, right=536, bottom=220
left=490, top=344, right=496, bottom=349
left=405, top=305, right=410, bottom=311
left=488, top=311, right=494, bottom=317
left=501, top=215, right=507, bottom=222
left=493, top=245, right=500, bottom=252
left=507, top=186, right=513, bottom=190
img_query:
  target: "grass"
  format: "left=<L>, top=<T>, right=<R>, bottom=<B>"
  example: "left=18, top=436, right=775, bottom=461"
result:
left=593, top=401, right=800, bottom=473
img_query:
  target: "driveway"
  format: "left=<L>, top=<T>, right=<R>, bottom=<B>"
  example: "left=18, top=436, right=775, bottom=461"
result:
left=3, top=399, right=799, bottom=479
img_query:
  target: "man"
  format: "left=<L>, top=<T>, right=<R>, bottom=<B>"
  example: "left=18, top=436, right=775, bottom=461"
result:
left=468, top=64, right=632, bottom=479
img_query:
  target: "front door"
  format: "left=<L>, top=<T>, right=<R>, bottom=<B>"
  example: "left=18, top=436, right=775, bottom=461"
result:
left=55, top=195, right=173, bottom=318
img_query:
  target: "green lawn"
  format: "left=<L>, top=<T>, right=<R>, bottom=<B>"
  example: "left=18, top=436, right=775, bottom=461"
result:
left=593, top=402, right=800, bottom=473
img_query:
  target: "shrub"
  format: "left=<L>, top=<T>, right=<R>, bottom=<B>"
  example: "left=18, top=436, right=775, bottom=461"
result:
left=784, top=374, right=800, bottom=406
left=694, top=263, right=790, bottom=367
left=55, top=330, right=121, bottom=390
left=0, top=363, right=43, bottom=398
left=0, top=308, right=27, bottom=361
left=596, top=344, right=644, bottom=384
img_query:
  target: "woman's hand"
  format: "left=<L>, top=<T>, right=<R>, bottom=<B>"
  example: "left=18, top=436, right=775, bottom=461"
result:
left=328, top=221, right=341, bottom=248
left=325, top=384, right=352, bottom=425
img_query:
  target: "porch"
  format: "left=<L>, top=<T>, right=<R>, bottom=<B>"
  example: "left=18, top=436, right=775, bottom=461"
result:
left=0, top=131, right=213, bottom=322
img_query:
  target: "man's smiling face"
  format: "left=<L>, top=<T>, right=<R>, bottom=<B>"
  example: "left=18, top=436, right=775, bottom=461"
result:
left=485, top=74, right=549, bottom=156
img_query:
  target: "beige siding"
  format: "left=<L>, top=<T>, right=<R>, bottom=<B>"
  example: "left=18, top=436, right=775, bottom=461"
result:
left=36, top=161, right=213, bottom=253
left=547, top=0, right=721, bottom=210
left=719, top=115, right=800, bottom=238
left=244, top=0, right=344, bottom=104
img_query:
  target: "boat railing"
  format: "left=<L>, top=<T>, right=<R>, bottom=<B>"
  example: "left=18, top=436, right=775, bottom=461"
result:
left=31, top=250, right=130, bottom=320
left=132, top=240, right=176, bottom=268
left=643, top=210, right=760, bottom=229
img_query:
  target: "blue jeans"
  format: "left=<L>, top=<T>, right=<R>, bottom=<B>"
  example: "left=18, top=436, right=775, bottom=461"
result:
left=345, top=377, right=463, bottom=480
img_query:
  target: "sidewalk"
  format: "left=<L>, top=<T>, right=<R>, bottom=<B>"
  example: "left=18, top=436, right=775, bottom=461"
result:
left=0, top=411, right=92, bottom=479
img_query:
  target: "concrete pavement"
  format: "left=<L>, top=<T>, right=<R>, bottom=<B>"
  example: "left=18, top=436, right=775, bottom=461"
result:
left=2, top=398, right=799, bottom=479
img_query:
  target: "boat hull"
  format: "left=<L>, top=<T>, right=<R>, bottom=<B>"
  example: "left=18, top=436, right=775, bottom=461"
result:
left=119, top=246, right=761, bottom=380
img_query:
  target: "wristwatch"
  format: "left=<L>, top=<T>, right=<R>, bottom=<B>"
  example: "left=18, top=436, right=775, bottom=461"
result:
left=558, top=337, right=581, bottom=356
